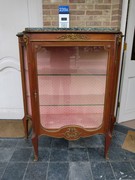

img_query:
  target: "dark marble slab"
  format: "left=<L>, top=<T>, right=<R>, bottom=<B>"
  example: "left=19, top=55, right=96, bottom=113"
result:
left=131, top=161, right=135, bottom=170
left=69, top=148, right=89, bottom=162
left=87, top=147, right=105, bottom=162
left=124, top=149, right=135, bottom=161
left=84, top=135, right=104, bottom=148
left=111, top=161, right=135, bottom=180
left=114, top=123, right=135, bottom=134
left=110, top=130, right=126, bottom=148
left=109, top=147, right=128, bottom=161
left=50, top=149, right=68, bottom=162
left=16, top=138, right=32, bottom=148
left=24, top=162, right=48, bottom=180
left=29, top=148, right=50, bottom=162
left=17, top=27, right=121, bottom=36
left=1, top=162, right=27, bottom=180
left=0, top=148, right=14, bottom=162
left=24, top=27, right=120, bottom=33
left=69, top=138, right=86, bottom=148
left=69, top=162, right=93, bottom=180
left=91, top=161, right=115, bottom=180
left=38, top=136, right=52, bottom=148
left=47, top=162, right=69, bottom=180
left=10, top=148, right=32, bottom=162
left=1, top=124, right=135, bottom=180
left=0, top=162, right=7, bottom=179
left=0, top=139, right=18, bottom=148
left=51, top=138, right=68, bottom=149
left=68, top=135, right=104, bottom=149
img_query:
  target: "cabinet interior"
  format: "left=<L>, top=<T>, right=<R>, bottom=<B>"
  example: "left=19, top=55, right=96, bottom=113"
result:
left=34, top=46, right=108, bottom=129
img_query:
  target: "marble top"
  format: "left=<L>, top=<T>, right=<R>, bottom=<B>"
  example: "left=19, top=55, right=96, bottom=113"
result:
left=17, top=27, right=120, bottom=36
left=26, top=27, right=120, bottom=32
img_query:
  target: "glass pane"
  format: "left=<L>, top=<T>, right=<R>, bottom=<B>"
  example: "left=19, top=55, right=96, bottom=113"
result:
left=36, top=46, right=108, bottom=129
left=37, top=47, right=107, bottom=74
left=23, top=47, right=32, bottom=115
left=131, top=29, right=135, bottom=60
left=38, top=76, right=105, bottom=105
left=40, top=106, right=103, bottom=129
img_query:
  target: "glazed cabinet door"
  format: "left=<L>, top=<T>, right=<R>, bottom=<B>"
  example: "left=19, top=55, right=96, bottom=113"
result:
left=35, top=45, right=109, bottom=131
left=19, top=42, right=32, bottom=137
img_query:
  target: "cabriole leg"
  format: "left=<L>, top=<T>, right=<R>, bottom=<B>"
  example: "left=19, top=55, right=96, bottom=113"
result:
left=32, top=133, right=38, bottom=161
left=104, top=132, right=112, bottom=159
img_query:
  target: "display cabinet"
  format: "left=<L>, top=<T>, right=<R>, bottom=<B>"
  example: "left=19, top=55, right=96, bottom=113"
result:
left=17, top=28, right=122, bottom=161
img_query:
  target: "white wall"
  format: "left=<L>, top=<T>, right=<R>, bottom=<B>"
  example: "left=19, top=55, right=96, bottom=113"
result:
left=115, top=0, right=129, bottom=119
left=0, top=0, right=42, bottom=119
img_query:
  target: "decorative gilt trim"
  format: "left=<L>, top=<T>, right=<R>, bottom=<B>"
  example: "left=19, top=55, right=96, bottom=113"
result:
left=23, top=35, right=29, bottom=46
left=30, top=39, right=115, bottom=42
left=115, top=34, right=122, bottom=64
left=116, top=34, right=122, bottom=46
left=57, top=34, right=88, bottom=41
left=34, top=45, right=43, bottom=53
left=64, top=127, right=81, bottom=140
left=118, top=35, right=122, bottom=43
left=104, top=45, right=111, bottom=51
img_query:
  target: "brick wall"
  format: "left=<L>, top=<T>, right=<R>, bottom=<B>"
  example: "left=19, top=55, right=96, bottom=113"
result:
left=42, top=0, right=122, bottom=29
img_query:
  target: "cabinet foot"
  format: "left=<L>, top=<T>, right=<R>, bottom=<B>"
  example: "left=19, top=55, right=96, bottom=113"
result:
left=34, top=155, right=38, bottom=161
left=105, top=151, right=109, bottom=160
left=32, top=134, right=38, bottom=161
left=104, top=132, right=112, bottom=159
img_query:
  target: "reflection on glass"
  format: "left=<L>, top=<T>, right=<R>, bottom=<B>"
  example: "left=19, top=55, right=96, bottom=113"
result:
left=23, top=47, right=32, bottom=115
left=36, top=46, right=108, bottom=129
left=131, top=29, right=135, bottom=60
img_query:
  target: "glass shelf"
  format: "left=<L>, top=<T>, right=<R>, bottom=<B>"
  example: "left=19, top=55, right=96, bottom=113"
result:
left=39, top=94, right=104, bottom=106
left=37, top=74, right=106, bottom=76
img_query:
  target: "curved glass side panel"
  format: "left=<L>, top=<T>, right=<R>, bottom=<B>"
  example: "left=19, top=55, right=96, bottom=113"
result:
left=23, top=47, right=32, bottom=115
